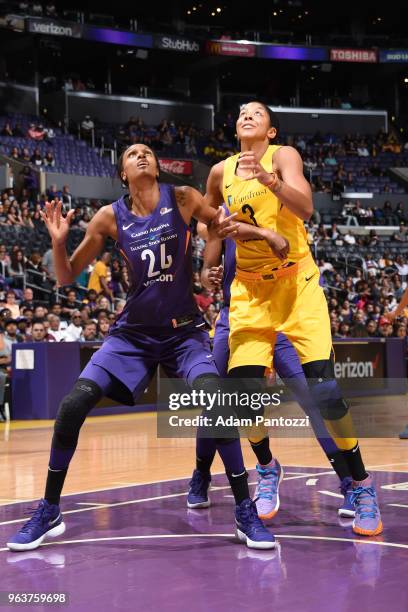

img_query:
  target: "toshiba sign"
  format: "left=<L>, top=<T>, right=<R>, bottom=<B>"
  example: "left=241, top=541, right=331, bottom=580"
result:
left=330, top=48, right=377, bottom=63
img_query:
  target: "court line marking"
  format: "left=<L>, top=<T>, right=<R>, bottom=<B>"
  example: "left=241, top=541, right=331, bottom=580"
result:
left=1, top=533, right=408, bottom=553
left=0, top=468, right=335, bottom=510
left=2, top=461, right=407, bottom=510
left=76, top=503, right=109, bottom=507
left=3, top=460, right=408, bottom=509
left=388, top=504, right=408, bottom=509
left=0, top=471, right=335, bottom=528
left=318, top=490, right=343, bottom=499
left=306, top=479, right=318, bottom=486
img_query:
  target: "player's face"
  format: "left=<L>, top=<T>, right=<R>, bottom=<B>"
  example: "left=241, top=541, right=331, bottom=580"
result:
left=236, top=103, right=276, bottom=142
left=122, top=144, right=159, bottom=184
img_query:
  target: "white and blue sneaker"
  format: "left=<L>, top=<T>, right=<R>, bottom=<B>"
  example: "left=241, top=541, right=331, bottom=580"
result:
left=254, top=460, right=284, bottom=520
left=235, top=499, right=276, bottom=549
left=187, top=470, right=211, bottom=509
left=7, top=500, right=66, bottom=552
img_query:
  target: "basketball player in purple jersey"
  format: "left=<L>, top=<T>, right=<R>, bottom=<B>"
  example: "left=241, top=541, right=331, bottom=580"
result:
left=187, top=220, right=355, bottom=519
left=7, top=144, right=275, bottom=551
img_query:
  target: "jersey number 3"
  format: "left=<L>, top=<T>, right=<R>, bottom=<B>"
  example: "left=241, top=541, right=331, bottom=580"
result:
left=141, top=244, right=173, bottom=278
left=242, top=204, right=258, bottom=227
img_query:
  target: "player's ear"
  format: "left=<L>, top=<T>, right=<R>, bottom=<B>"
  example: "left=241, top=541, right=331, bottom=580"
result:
left=267, top=126, right=277, bottom=142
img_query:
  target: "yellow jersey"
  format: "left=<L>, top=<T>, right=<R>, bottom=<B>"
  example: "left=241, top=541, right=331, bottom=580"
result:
left=222, top=145, right=309, bottom=273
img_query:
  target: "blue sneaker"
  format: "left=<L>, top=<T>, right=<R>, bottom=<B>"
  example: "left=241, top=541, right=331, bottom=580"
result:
left=235, top=499, right=276, bottom=549
left=187, top=470, right=211, bottom=509
left=351, top=475, right=383, bottom=537
left=254, top=460, right=284, bottom=520
left=7, top=500, right=65, bottom=552
left=338, top=476, right=355, bottom=518
left=399, top=425, right=408, bottom=439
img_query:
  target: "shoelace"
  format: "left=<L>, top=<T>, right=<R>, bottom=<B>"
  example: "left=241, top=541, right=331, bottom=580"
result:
left=256, top=468, right=279, bottom=501
left=239, top=502, right=266, bottom=534
left=350, top=486, right=378, bottom=519
left=189, top=472, right=208, bottom=496
left=20, top=504, right=49, bottom=534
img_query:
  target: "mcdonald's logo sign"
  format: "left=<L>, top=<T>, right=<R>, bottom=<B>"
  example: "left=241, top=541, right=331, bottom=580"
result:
left=206, top=40, right=256, bottom=57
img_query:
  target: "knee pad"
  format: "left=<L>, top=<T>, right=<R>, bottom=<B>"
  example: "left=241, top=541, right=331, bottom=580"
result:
left=54, top=378, right=103, bottom=437
left=306, top=378, right=349, bottom=421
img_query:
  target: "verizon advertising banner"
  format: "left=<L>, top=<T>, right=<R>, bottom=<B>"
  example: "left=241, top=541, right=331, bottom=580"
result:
left=159, top=159, right=193, bottom=175
left=206, top=40, right=256, bottom=57
left=330, top=48, right=378, bottom=63
left=333, top=340, right=385, bottom=391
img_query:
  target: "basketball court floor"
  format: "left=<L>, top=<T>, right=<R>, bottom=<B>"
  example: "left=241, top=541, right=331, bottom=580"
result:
left=1, top=409, right=408, bottom=611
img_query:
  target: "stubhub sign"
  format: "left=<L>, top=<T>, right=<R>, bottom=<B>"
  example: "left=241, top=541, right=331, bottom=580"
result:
left=156, top=35, right=200, bottom=53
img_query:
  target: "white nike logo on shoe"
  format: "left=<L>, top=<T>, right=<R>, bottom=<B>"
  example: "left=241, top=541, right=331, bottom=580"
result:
left=48, top=514, right=61, bottom=526
left=123, top=222, right=135, bottom=230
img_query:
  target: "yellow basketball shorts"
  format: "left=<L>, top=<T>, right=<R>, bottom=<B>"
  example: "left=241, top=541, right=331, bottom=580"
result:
left=228, top=254, right=332, bottom=371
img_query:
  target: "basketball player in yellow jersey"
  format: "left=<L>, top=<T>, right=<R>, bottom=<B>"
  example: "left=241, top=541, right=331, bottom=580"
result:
left=206, top=101, right=382, bottom=536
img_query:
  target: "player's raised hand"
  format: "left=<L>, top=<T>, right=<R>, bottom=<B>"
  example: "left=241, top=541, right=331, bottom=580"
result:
left=208, top=206, right=239, bottom=240
left=208, top=265, right=224, bottom=289
left=40, top=200, right=75, bottom=245
left=238, top=151, right=272, bottom=185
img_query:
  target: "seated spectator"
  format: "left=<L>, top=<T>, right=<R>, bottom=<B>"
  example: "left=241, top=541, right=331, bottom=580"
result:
left=31, top=148, right=43, bottom=167
left=81, top=115, right=94, bottom=141
left=78, top=212, right=91, bottom=231
left=3, top=318, right=24, bottom=346
left=19, top=147, right=31, bottom=163
left=43, top=151, right=55, bottom=167
left=61, top=289, right=79, bottom=320
left=63, top=310, right=83, bottom=341
left=97, top=318, right=111, bottom=340
left=21, top=209, right=34, bottom=229
left=395, top=202, right=406, bottom=224
left=1, top=123, right=13, bottom=137
left=378, top=320, right=393, bottom=338
left=9, top=147, right=20, bottom=160
left=7, top=205, right=23, bottom=226
left=395, top=256, right=408, bottom=277
left=13, top=123, right=24, bottom=137
left=343, top=231, right=356, bottom=245
left=31, top=1, right=43, bottom=16
left=328, top=222, right=340, bottom=242
left=80, top=321, right=98, bottom=342
left=324, top=151, right=337, bottom=166
left=393, top=223, right=407, bottom=242
left=366, top=320, right=379, bottom=337
left=357, top=141, right=370, bottom=157
left=45, top=2, right=57, bottom=18
left=364, top=229, right=379, bottom=247
left=8, top=250, right=25, bottom=287
left=46, top=184, right=61, bottom=201
left=47, top=314, right=65, bottom=341
left=61, top=185, right=72, bottom=207
left=4, top=290, right=20, bottom=319
left=394, top=324, right=407, bottom=339
left=42, top=247, right=56, bottom=282
left=30, top=319, right=55, bottom=342
left=82, top=289, right=98, bottom=311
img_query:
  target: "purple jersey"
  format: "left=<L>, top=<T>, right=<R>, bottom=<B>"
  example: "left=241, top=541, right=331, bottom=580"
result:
left=110, top=184, right=200, bottom=333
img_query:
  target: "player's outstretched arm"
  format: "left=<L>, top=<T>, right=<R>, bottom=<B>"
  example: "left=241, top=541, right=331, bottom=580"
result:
left=40, top=200, right=114, bottom=286
left=200, top=232, right=223, bottom=291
